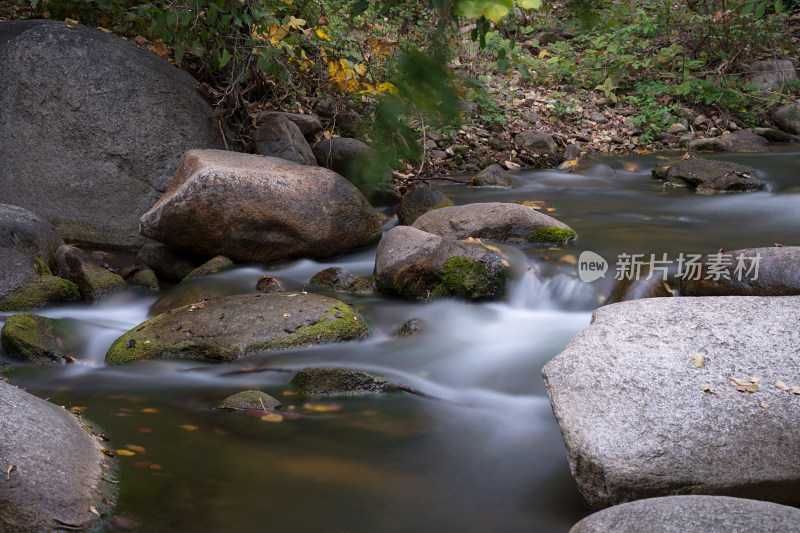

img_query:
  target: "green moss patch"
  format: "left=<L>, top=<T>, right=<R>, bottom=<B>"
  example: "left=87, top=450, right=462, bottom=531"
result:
left=526, top=226, right=577, bottom=245
left=290, top=367, right=396, bottom=396
left=431, top=255, right=504, bottom=301
left=0, top=273, right=80, bottom=311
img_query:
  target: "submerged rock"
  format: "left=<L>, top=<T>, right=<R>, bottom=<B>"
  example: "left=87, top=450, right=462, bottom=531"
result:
left=471, top=164, right=512, bottom=188
left=291, top=367, right=396, bottom=396
left=139, top=150, right=382, bottom=263
left=0, top=248, right=80, bottom=311
left=374, top=226, right=508, bottom=301
left=570, top=496, right=800, bottom=533
left=217, top=390, right=281, bottom=411
left=182, top=256, right=235, bottom=282
left=0, top=380, right=115, bottom=532
left=0, top=313, right=72, bottom=365
left=412, top=202, right=576, bottom=245
left=681, top=246, right=800, bottom=296
left=396, top=187, right=453, bottom=226
left=652, top=158, right=764, bottom=193
left=395, top=318, right=425, bottom=337
left=0, top=20, right=222, bottom=248
left=106, top=293, right=369, bottom=364
left=309, top=267, right=374, bottom=294
left=543, top=296, right=800, bottom=508
left=0, top=204, right=65, bottom=267
left=55, top=245, right=127, bottom=302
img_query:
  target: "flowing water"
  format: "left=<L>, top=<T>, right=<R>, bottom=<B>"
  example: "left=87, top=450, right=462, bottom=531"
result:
left=2, top=147, right=799, bottom=532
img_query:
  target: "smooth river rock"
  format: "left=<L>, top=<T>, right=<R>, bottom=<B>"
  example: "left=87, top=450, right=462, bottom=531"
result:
left=0, top=20, right=221, bottom=248
left=652, top=158, right=764, bottom=193
left=106, top=292, right=369, bottom=364
left=374, top=226, right=509, bottom=301
left=0, top=248, right=80, bottom=311
left=570, top=495, right=800, bottom=533
left=543, top=296, right=800, bottom=508
left=412, top=202, right=576, bottom=244
left=688, top=131, right=769, bottom=152
left=55, top=245, right=127, bottom=303
left=0, top=380, right=114, bottom=532
left=681, top=246, right=800, bottom=296
left=396, top=187, right=453, bottom=226
left=139, top=150, right=382, bottom=262
left=0, top=204, right=65, bottom=267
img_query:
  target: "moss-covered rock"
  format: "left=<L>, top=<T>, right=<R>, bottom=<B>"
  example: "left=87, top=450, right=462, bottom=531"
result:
left=431, top=256, right=505, bottom=300
left=182, top=255, right=235, bottom=282
left=55, top=245, right=126, bottom=302
left=0, top=248, right=81, bottom=311
left=129, top=267, right=160, bottom=290
left=395, top=318, right=424, bottom=337
left=105, top=293, right=369, bottom=365
left=652, top=158, right=764, bottom=193
left=309, top=267, right=374, bottom=294
left=291, top=367, right=396, bottom=396
left=217, top=390, right=281, bottom=410
left=1, top=314, right=65, bottom=365
left=396, top=186, right=453, bottom=225
left=527, top=226, right=577, bottom=245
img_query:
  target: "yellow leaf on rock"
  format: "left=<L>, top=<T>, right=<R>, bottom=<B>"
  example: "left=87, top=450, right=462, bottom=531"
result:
left=65, top=18, right=79, bottom=24
left=690, top=353, right=705, bottom=368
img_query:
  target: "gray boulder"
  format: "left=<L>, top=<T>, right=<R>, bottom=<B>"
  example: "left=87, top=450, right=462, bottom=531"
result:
left=182, top=255, right=235, bottom=282
left=396, top=187, right=453, bottom=225
left=570, top=496, right=800, bottom=533
left=309, top=267, right=374, bottom=294
left=311, top=137, right=390, bottom=190
left=652, top=158, right=764, bottom=193
left=106, top=292, right=369, bottom=364
left=0, top=380, right=114, bottom=532
left=471, top=164, right=512, bottom=188
left=681, top=246, right=800, bottom=296
left=253, top=114, right=317, bottom=166
left=748, top=59, right=798, bottom=95
left=217, top=390, right=281, bottom=410
left=0, top=20, right=222, bottom=248
left=55, top=245, right=127, bottom=302
left=0, top=248, right=80, bottom=311
left=412, top=202, right=576, bottom=244
left=139, top=150, right=382, bottom=262
left=0, top=204, right=64, bottom=267
left=514, top=130, right=558, bottom=154
left=688, top=131, right=769, bottom=152
left=773, top=103, right=800, bottom=135
left=135, top=242, right=200, bottom=282
left=0, top=313, right=76, bottom=365
left=543, top=296, right=800, bottom=508
left=254, top=111, right=323, bottom=140
left=374, top=226, right=508, bottom=301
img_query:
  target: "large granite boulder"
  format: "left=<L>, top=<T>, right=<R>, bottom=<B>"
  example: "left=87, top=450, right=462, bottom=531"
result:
left=0, top=248, right=80, bottom=311
left=105, top=292, right=369, bottom=364
left=773, top=103, right=800, bottom=135
left=652, top=158, right=764, bottom=193
left=543, top=296, right=800, bottom=508
left=0, top=20, right=221, bottom=248
left=570, top=496, right=800, bottom=533
left=688, top=131, right=769, bottom=153
left=0, top=204, right=64, bottom=267
left=748, top=59, right=798, bottom=96
left=253, top=114, right=317, bottom=165
left=139, top=150, right=382, bottom=262
left=681, top=246, right=800, bottom=296
left=412, top=202, right=576, bottom=245
left=374, top=226, right=509, bottom=301
left=0, top=380, right=115, bottom=532
left=311, top=137, right=390, bottom=189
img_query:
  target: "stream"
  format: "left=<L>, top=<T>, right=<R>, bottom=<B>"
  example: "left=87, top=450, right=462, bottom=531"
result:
left=2, top=147, right=799, bottom=532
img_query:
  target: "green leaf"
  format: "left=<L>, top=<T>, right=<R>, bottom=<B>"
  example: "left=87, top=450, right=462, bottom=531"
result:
left=517, top=0, right=541, bottom=9
left=174, top=45, right=185, bottom=65
left=351, top=0, right=369, bottom=17
left=483, top=3, right=511, bottom=23
left=218, top=49, right=231, bottom=68
left=207, top=4, right=217, bottom=25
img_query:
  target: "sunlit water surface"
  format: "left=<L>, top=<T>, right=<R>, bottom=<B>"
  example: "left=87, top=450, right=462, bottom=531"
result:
left=2, top=147, right=798, bottom=532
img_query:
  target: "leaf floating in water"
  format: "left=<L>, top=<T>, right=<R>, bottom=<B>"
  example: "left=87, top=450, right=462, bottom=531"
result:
left=261, top=413, right=284, bottom=423
left=303, top=403, right=342, bottom=412
left=101, top=449, right=115, bottom=457
left=69, top=406, right=86, bottom=412
left=760, top=402, right=770, bottom=409
left=690, top=354, right=705, bottom=368
left=141, top=408, right=158, bottom=413
left=149, top=464, right=162, bottom=471
left=180, top=424, right=198, bottom=431
left=116, top=450, right=136, bottom=456
left=132, top=461, right=153, bottom=469
left=126, top=445, right=146, bottom=453
left=135, top=427, right=152, bottom=434
left=776, top=380, right=790, bottom=391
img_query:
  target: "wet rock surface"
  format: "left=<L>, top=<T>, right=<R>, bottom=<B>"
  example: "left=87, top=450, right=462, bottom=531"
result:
left=55, top=245, right=127, bottom=303
left=544, top=296, right=800, bottom=508
left=0, top=248, right=80, bottom=311
left=396, top=187, right=453, bottom=226
left=291, top=367, right=396, bottom=396
left=217, top=390, right=282, bottom=411
left=309, top=267, right=374, bottom=294
left=652, top=158, right=764, bottom=193
left=0, top=313, right=74, bottom=365
left=0, top=204, right=65, bottom=267
left=106, top=293, right=369, bottom=364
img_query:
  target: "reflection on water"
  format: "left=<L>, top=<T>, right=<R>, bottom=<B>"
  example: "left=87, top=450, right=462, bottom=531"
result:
left=1, top=148, right=798, bottom=532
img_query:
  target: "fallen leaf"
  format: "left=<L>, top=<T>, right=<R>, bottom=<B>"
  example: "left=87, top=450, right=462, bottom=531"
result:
left=149, top=464, right=162, bottom=471
left=6, top=464, right=16, bottom=480
left=64, top=18, right=79, bottom=23
left=101, top=449, right=114, bottom=457
left=101, top=474, right=119, bottom=484
left=283, top=313, right=291, bottom=319
left=141, top=408, right=158, bottom=413
left=749, top=376, right=760, bottom=383
left=89, top=506, right=100, bottom=516
left=126, top=445, right=146, bottom=453
left=791, top=385, right=800, bottom=395
left=132, top=461, right=153, bottom=469
left=776, top=380, right=790, bottom=391
left=760, top=402, right=770, bottom=409
left=180, top=424, right=198, bottom=431
left=116, top=450, right=136, bottom=456
left=135, top=427, right=152, bottom=433
left=690, top=353, right=705, bottom=368
left=261, top=413, right=284, bottom=423
left=304, top=403, right=342, bottom=412
left=700, top=383, right=717, bottom=394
